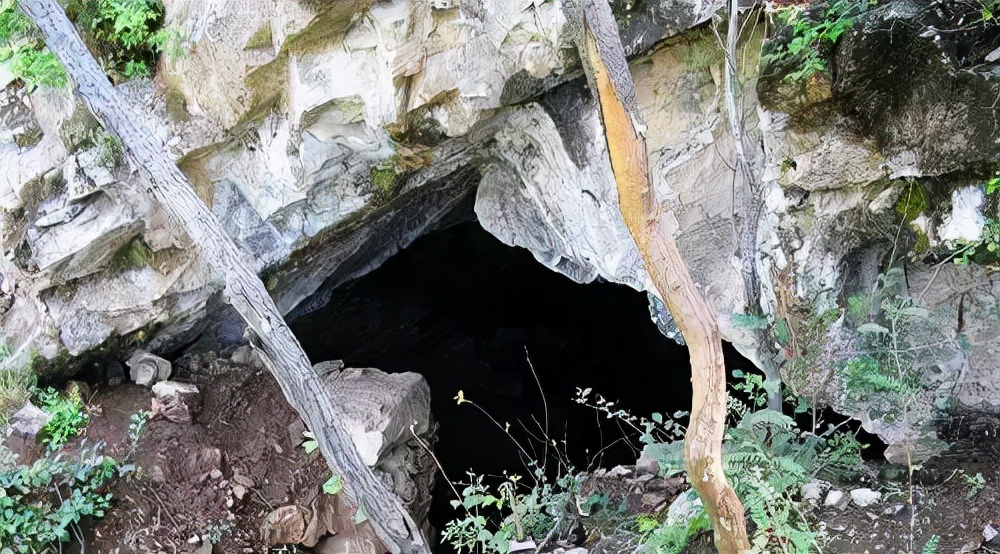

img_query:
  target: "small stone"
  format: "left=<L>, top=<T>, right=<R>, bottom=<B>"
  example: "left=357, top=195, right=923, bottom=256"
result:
left=634, top=456, right=659, bottom=476
left=850, top=488, right=881, bottom=507
left=260, top=505, right=307, bottom=546
left=209, top=468, right=223, bottom=480
left=984, top=523, right=999, bottom=544
left=151, top=380, right=201, bottom=423
left=509, top=538, right=537, bottom=552
left=226, top=497, right=234, bottom=508
left=564, top=549, right=588, bottom=554
left=10, top=403, right=51, bottom=437
left=232, top=484, right=247, bottom=500
left=232, top=472, right=255, bottom=488
left=802, top=480, right=823, bottom=502
left=824, top=490, right=844, bottom=507
left=187, top=535, right=200, bottom=544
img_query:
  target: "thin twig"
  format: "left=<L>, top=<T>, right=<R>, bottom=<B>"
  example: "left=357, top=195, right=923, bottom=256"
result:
left=525, top=348, right=550, bottom=475
left=146, top=485, right=181, bottom=529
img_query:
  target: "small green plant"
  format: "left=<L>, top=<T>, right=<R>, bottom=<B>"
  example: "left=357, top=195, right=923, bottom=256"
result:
left=765, top=0, right=876, bottom=82
left=951, top=218, right=1000, bottom=266
left=442, top=473, right=515, bottom=554
left=125, top=408, right=151, bottom=459
left=36, top=387, right=89, bottom=449
left=635, top=507, right=711, bottom=554
left=300, top=430, right=344, bottom=496
left=959, top=470, right=986, bottom=498
left=0, top=445, right=122, bottom=552
left=204, top=519, right=234, bottom=544
left=986, top=176, right=1000, bottom=196
left=321, top=474, right=342, bottom=496
left=442, top=468, right=583, bottom=554
left=922, top=534, right=940, bottom=554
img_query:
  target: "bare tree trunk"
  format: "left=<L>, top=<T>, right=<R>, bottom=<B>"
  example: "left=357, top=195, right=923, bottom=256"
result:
left=17, top=1, right=428, bottom=552
left=578, top=1, right=750, bottom=552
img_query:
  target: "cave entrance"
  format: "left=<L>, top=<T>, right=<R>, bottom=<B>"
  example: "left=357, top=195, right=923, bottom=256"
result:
left=290, top=219, right=752, bottom=534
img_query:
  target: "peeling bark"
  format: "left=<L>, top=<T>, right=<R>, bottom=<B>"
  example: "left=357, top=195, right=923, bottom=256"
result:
left=578, top=1, right=750, bottom=552
left=16, top=1, right=428, bottom=552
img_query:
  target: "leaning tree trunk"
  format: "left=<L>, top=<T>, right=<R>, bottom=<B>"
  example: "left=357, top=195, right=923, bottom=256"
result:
left=578, top=1, right=751, bottom=552
left=17, top=1, right=428, bottom=552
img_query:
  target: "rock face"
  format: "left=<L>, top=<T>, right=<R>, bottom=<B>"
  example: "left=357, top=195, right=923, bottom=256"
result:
left=2, top=0, right=1000, bottom=463
left=260, top=363, right=433, bottom=548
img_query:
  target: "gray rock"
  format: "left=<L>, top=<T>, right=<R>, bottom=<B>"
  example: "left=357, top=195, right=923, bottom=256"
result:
left=984, top=523, right=999, bottom=544
left=128, top=350, right=172, bottom=387
left=665, top=489, right=703, bottom=527
left=850, top=488, right=881, bottom=507
left=151, top=380, right=201, bottom=423
left=824, top=490, right=845, bottom=508
left=802, top=479, right=825, bottom=502
left=10, top=403, right=51, bottom=437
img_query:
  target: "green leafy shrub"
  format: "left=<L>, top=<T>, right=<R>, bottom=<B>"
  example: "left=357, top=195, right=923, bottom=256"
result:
left=69, top=0, right=180, bottom=79
left=0, top=445, right=122, bottom=552
left=443, top=469, right=583, bottom=554
left=0, top=0, right=68, bottom=89
left=765, top=0, right=876, bottom=82
left=36, top=387, right=89, bottom=449
left=635, top=507, right=711, bottom=554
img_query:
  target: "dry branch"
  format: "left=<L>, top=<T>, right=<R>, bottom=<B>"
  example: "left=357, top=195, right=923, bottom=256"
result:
left=16, top=1, right=428, bottom=552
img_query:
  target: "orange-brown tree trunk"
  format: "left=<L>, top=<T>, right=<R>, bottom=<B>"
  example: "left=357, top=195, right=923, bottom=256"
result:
left=579, top=2, right=750, bottom=552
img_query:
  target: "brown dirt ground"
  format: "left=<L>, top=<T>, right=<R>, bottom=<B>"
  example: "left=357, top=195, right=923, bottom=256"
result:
left=22, top=368, right=1000, bottom=554
left=81, top=368, right=329, bottom=553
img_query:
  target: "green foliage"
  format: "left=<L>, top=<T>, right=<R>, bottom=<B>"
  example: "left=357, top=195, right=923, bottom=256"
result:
left=443, top=469, right=583, bottom=554
left=982, top=0, right=1000, bottom=22
left=300, top=429, right=319, bottom=454
left=731, top=313, right=770, bottom=330
left=960, top=470, right=986, bottom=499
left=35, top=387, right=89, bottom=450
left=125, top=409, right=150, bottom=459
left=846, top=292, right=871, bottom=324
left=321, top=474, right=342, bottom=496
left=986, top=176, right=1000, bottom=196
left=724, top=372, right=864, bottom=552
left=765, top=0, right=876, bottom=82
left=952, top=218, right=1000, bottom=266
left=921, top=534, right=940, bottom=554
left=69, top=0, right=179, bottom=79
left=370, top=158, right=400, bottom=196
left=635, top=505, right=711, bottom=554
left=841, top=355, right=914, bottom=396
left=0, top=445, right=122, bottom=552
left=0, top=0, right=68, bottom=89
left=840, top=281, right=931, bottom=422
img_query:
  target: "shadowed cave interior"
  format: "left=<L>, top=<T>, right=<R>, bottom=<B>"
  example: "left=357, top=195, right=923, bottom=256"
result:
left=290, top=219, right=761, bottom=534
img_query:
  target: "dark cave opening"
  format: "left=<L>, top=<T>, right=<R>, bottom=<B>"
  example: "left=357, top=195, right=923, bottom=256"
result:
left=290, top=219, right=760, bottom=536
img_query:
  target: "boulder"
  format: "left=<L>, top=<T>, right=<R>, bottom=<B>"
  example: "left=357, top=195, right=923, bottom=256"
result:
left=127, top=350, right=172, bottom=387
left=10, top=402, right=51, bottom=437
left=318, top=362, right=435, bottom=531
left=150, top=380, right=202, bottom=424
left=850, top=488, right=881, bottom=508
left=260, top=505, right=307, bottom=546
